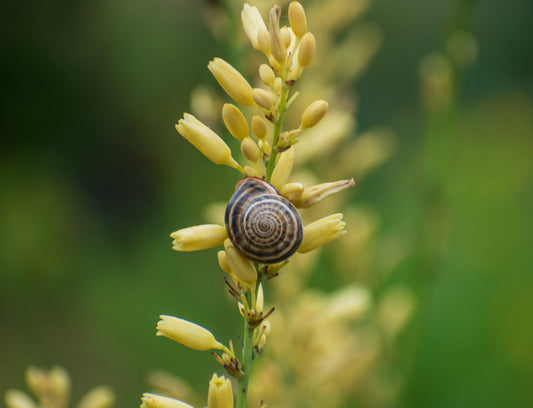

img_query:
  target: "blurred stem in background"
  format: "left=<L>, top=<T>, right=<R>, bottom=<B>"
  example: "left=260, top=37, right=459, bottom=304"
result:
left=415, top=0, right=479, bottom=285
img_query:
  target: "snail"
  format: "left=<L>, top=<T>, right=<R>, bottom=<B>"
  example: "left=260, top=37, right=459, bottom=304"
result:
left=225, top=177, right=303, bottom=264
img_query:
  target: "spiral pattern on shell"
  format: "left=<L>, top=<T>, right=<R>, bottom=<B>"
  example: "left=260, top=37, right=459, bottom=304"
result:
left=225, top=177, right=303, bottom=264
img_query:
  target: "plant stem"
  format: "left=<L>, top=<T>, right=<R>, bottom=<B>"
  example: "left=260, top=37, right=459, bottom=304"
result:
left=266, top=84, right=289, bottom=182
left=235, top=319, right=255, bottom=408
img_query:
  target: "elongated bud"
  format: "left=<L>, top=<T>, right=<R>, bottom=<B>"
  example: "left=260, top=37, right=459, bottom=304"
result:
left=301, top=100, right=329, bottom=129
left=256, top=284, right=264, bottom=313
left=140, top=393, right=194, bottom=408
left=156, top=315, right=226, bottom=351
left=176, top=114, right=242, bottom=170
left=207, top=374, right=233, bottom=408
left=241, top=137, right=261, bottom=162
left=298, top=213, right=347, bottom=253
left=289, top=1, right=307, bottom=37
left=259, top=64, right=276, bottom=88
left=280, top=182, right=304, bottom=202
left=252, top=88, right=276, bottom=110
left=208, top=58, right=254, bottom=106
left=297, top=32, right=316, bottom=67
left=258, top=139, right=271, bottom=156
left=269, top=5, right=287, bottom=65
left=222, top=104, right=249, bottom=140
left=217, top=250, right=231, bottom=274
left=280, top=26, right=293, bottom=49
left=256, top=28, right=271, bottom=55
left=241, top=4, right=268, bottom=51
left=77, top=386, right=115, bottom=408
left=293, top=179, right=355, bottom=208
left=224, top=239, right=257, bottom=287
left=170, top=224, right=227, bottom=252
left=4, top=391, right=36, bottom=408
left=252, top=115, right=268, bottom=139
left=270, top=147, right=294, bottom=191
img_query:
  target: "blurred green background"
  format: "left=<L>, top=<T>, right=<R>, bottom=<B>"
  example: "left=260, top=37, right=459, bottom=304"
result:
left=1, top=0, right=532, bottom=407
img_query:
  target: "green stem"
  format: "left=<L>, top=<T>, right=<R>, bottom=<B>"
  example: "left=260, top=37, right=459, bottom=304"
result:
left=266, top=84, right=290, bottom=182
left=235, top=319, right=255, bottom=408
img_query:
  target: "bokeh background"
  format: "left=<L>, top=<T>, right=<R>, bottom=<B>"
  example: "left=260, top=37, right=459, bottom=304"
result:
left=1, top=0, right=532, bottom=407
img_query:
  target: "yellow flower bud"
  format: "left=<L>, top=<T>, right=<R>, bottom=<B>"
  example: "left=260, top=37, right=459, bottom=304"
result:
left=291, top=179, right=355, bottom=208
left=77, top=386, right=115, bottom=408
left=208, top=58, right=254, bottom=106
left=4, top=390, right=36, bottom=408
left=257, top=28, right=271, bottom=55
left=298, top=213, right=347, bottom=253
left=170, top=224, right=227, bottom=252
left=297, top=32, right=316, bottom=67
left=300, top=100, right=329, bottom=129
left=259, top=64, right=276, bottom=88
left=224, top=239, right=257, bottom=287
left=252, top=88, right=276, bottom=110
left=222, top=104, right=249, bottom=140
left=256, top=283, right=264, bottom=313
left=270, top=147, right=294, bottom=191
left=140, top=393, right=194, bottom=408
left=258, top=139, right=271, bottom=156
left=241, top=137, right=261, bottom=162
left=280, top=182, right=304, bottom=202
left=277, top=129, right=301, bottom=149
left=156, top=315, right=225, bottom=351
left=280, top=26, right=293, bottom=49
left=288, top=1, right=307, bottom=37
left=175, top=114, right=242, bottom=171
left=241, top=4, right=267, bottom=51
left=269, top=5, right=287, bottom=65
left=207, top=374, right=233, bottom=408
left=217, top=250, right=231, bottom=275
left=251, top=115, right=268, bottom=139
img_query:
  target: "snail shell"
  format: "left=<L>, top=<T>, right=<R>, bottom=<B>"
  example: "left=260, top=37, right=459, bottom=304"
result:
left=225, top=177, right=303, bottom=264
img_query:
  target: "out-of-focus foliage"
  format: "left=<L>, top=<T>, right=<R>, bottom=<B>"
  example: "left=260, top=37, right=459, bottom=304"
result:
left=1, top=1, right=532, bottom=408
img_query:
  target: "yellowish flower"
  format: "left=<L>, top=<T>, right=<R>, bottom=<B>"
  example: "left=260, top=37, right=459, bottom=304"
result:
left=222, top=103, right=249, bottom=141
left=140, top=393, right=194, bottom=408
left=300, top=100, right=329, bottom=129
left=223, top=239, right=257, bottom=287
left=298, top=214, right=347, bottom=253
left=170, top=224, right=227, bottom=252
left=156, top=315, right=226, bottom=352
left=241, top=4, right=268, bottom=52
left=175, top=114, right=242, bottom=171
left=207, top=374, right=233, bottom=408
left=208, top=58, right=255, bottom=106
left=288, top=1, right=307, bottom=37
left=286, top=179, right=355, bottom=208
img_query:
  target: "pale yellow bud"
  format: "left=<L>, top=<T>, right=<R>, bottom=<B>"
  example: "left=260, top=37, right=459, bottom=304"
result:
left=224, top=239, right=257, bottom=286
left=297, top=32, right=316, bottom=67
left=269, top=5, right=287, bottom=65
left=257, top=28, right=271, bottom=55
left=300, top=100, right=329, bottom=129
left=156, top=315, right=225, bottom=351
left=261, top=319, right=271, bottom=336
left=251, top=115, right=267, bottom=139
left=170, top=224, right=227, bottom=251
left=175, top=114, right=242, bottom=170
left=208, top=58, right=254, bottom=106
left=244, top=165, right=259, bottom=177
left=277, top=129, right=301, bottom=149
left=241, top=137, right=261, bottom=162
left=259, top=64, right=276, bottom=88
left=140, top=393, right=194, bottom=408
left=252, top=88, right=276, bottom=110
left=4, top=391, right=36, bottom=408
left=77, top=386, right=115, bottom=408
left=298, top=214, right=346, bottom=253
left=280, top=26, right=293, bottom=49
left=217, top=250, right=231, bottom=274
left=280, top=182, right=304, bottom=202
left=207, top=374, right=233, bottom=408
left=256, top=283, right=264, bottom=313
left=270, top=147, right=294, bottom=190
left=258, top=139, right=271, bottom=156
left=273, top=77, right=283, bottom=95
left=288, top=1, right=307, bottom=37
left=222, top=104, right=249, bottom=140
left=241, top=4, right=268, bottom=51
left=292, top=179, right=355, bottom=208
